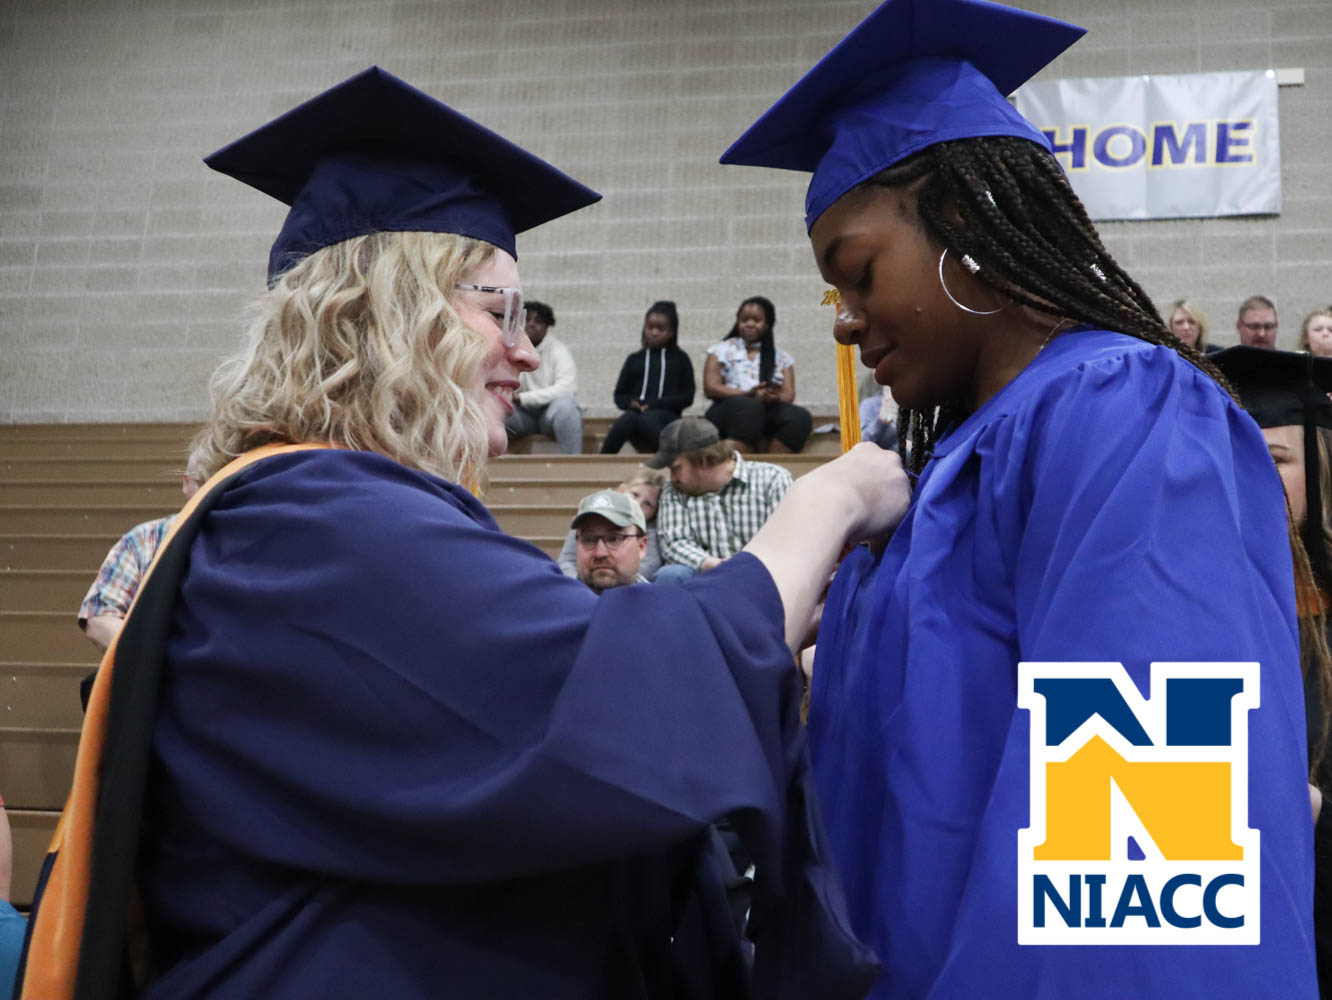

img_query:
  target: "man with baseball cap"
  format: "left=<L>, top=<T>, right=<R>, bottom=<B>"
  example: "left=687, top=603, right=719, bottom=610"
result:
left=647, top=416, right=793, bottom=585
left=570, top=489, right=650, bottom=594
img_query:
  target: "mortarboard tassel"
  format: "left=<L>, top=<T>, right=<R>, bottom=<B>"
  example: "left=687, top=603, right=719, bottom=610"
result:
left=823, top=288, right=861, bottom=453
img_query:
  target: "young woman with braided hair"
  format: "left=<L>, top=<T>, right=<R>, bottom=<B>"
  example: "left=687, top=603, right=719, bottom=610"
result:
left=856, top=136, right=1231, bottom=476
left=722, top=0, right=1317, bottom=996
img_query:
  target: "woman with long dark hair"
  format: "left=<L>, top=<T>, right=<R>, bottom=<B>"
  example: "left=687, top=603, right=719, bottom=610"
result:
left=599, top=300, right=695, bottom=454
left=703, top=295, right=812, bottom=453
left=722, top=0, right=1316, bottom=996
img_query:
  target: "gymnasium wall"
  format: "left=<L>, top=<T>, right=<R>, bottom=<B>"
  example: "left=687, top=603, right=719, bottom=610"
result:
left=1, top=0, right=1329, bottom=422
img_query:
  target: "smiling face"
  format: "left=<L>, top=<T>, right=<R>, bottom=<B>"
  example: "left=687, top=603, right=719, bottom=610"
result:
left=450, top=249, right=538, bottom=457
left=736, top=302, right=769, bottom=345
left=811, top=184, right=1015, bottom=412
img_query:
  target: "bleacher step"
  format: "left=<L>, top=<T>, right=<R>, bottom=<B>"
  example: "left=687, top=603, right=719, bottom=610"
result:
left=10, top=809, right=60, bottom=908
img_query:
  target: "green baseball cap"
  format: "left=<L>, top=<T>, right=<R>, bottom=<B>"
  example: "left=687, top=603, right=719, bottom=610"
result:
left=570, top=489, right=647, bottom=533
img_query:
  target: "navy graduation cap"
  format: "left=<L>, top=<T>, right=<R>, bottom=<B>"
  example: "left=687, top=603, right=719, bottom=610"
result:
left=1214, top=345, right=1332, bottom=587
left=719, top=0, right=1084, bottom=230
left=205, top=66, right=601, bottom=283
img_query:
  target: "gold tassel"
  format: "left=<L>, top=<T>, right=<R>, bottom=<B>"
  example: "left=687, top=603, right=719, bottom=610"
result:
left=822, top=288, right=861, bottom=453
left=837, top=344, right=861, bottom=453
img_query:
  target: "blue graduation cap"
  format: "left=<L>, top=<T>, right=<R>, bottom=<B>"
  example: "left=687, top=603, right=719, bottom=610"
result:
left=719, top=0, right=1085, bottom=230
left=205, top=66, right=601, bottom=283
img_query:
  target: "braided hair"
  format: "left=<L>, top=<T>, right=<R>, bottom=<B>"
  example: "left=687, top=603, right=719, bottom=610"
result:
left=862, top=137, right=1330, bottom=773
left=725, top=295, right=778, bottom=384
left=856, top=135, right=1234, bottom=476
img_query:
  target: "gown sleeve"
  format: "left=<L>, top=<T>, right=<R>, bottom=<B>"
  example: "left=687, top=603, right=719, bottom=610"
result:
left=935, top=345, right=1314, bottom=996
left=1007, top=348, right=1303, bottom=686
left=156, top=450, right=878, bottom=994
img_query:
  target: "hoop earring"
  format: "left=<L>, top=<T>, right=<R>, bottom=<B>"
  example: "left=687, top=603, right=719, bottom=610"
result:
left=938, top=248, right=1006, bottom=316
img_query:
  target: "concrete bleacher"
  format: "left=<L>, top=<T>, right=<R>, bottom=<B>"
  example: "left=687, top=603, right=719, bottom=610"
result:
left=0, top=419, right=839, bottom=907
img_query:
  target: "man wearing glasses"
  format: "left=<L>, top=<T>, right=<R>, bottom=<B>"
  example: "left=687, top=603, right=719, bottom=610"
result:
left=504, top=300, right=584, bottom=453
left=572, top=489, right=650, bottom=593
left=1236, top=294, right=1280, bottom=349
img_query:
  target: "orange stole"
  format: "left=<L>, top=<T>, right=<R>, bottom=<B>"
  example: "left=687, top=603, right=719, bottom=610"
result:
left=18, top=442, right=331, bottom=1000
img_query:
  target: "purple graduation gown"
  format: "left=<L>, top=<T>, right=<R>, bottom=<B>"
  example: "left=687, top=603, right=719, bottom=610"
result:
left=137, top=449, right=877, bottom=999
left=812, top=330, right=1317, bottom=998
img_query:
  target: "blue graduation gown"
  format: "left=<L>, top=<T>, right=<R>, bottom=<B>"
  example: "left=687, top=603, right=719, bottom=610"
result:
left=811, top=330, right=1316, bottom=998
left=137, top=449, right=877, bottom=999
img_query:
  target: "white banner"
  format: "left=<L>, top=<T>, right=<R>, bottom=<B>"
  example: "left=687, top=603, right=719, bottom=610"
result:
left=1013, top=70, right=1281, bottom=221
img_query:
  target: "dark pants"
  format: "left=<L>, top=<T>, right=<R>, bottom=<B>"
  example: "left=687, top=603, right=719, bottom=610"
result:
left=600, top=407, right=679, bottom=454
left=705, top=397, right=813, bottom=452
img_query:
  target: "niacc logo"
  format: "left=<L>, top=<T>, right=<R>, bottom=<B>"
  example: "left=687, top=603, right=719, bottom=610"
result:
left=1017, top=662, right=1260, bottom=946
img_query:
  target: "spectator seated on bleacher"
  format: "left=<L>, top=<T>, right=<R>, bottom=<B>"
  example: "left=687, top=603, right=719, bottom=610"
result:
left=600, top=300, right=696, bottom=454
left=77, top=459, right=202, bottom=654
left=1237, top=294, right=1279, bottom=349
left=1166, top=298, right=1214, bottom=353
left=648, top=416, right=792, bottom=586
left=504, top=300, right=583, bottom=453
left=558, top=467, right=665, bottom=580
left=1300, top=306, right=1332, bottom=358
left=569, top=490, right=651, bottom=594
left=703, top=295, right=812, bottom=454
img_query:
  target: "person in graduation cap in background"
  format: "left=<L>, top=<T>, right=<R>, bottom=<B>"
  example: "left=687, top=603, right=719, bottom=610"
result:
left=1213, top=346, right=1332, bottom=996
left=721, top=0, right=1317, bottom=996
left=18, top=67, right=903, bottom=1000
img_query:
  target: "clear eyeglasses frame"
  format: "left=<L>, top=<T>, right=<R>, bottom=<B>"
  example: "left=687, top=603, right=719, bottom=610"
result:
left=455, top=284, right=525, bottom=347
left=575, top=531, right=642, bottom=552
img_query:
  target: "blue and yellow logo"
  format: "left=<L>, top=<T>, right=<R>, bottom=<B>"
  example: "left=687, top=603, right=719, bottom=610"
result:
left=1017, top=662, right=1260, bottom=945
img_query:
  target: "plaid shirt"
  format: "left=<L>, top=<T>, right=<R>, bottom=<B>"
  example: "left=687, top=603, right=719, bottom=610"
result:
left=77, top=515, right=174, bottom=625
left=657, top=453, right=792, bottom=570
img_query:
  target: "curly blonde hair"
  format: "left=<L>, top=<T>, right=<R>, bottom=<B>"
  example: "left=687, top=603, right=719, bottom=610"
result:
left=191, top=231, right=497, bottom=488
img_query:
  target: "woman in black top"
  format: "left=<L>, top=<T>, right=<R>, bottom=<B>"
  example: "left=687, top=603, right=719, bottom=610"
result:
left=600, top=300, right=696, bottom=454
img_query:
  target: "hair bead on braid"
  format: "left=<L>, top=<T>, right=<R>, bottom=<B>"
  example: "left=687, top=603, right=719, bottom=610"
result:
left=863, top=134, right=1236, bottom=477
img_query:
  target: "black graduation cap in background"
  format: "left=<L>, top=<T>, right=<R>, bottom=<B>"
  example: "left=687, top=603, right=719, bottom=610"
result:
left=204, top=66, right=601, bottom=283
left=1214, top=345, right=1332, bottom=590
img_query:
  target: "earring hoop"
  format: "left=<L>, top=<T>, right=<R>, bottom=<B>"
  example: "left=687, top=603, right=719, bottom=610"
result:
left=938, top=248, right=1006, bottom=316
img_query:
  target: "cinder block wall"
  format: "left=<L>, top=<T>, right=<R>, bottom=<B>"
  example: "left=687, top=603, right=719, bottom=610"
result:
left=1, top=0, right=1329, bottom=422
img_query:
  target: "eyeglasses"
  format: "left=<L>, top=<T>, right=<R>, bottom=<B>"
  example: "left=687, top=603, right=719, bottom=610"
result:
left=1241, top=321, right=1278, bottom=333
left=576, top=531, right=642, bottom=551
left=455, top=284, right=524, bottom=347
